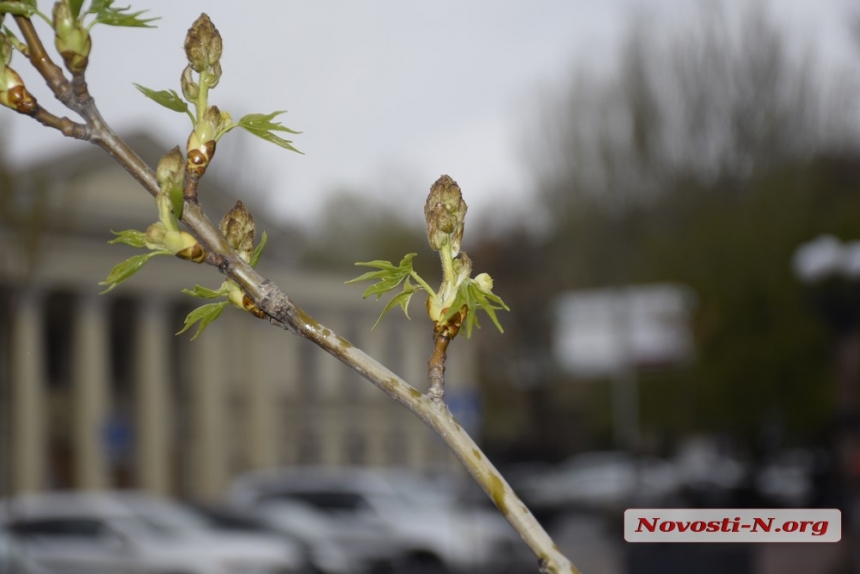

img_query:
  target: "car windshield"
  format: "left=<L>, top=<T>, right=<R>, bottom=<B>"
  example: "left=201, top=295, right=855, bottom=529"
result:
left=116, top=502, right=211, bottom=537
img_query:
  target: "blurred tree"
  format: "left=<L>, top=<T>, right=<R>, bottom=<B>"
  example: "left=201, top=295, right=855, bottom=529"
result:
left=299, top=190, right=435, bottom=277
left=476, top=5, right=860, bottom=460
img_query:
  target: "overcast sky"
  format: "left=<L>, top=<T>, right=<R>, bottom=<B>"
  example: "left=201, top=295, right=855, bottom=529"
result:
left=5, top=0, right=859, bottom=229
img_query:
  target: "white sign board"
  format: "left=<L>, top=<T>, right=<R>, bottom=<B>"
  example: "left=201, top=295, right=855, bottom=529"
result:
left=553, top=284, right=696, bottom=378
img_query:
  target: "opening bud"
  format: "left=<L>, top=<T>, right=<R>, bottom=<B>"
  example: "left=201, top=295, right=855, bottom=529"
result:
left=424, top=175, right=467, bottom=255
left=184, top=14, right=222, bottom=74
left=52, top=1, right=91, bottom=74
left=474, top=272, right=495, bottom=293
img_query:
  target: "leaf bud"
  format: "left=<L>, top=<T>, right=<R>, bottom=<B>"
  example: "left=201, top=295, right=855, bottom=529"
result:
left=219, top=200, right=255, bottom=263
left=156, top=147, right=185, bottom=194
left=174, top=239, right=206, bottom=263
left=52, top=1, right=91, bottom=74
left=474, top=272, right=494, bottom=293
left=184, top=13, right=222, bottom=74
left=144, top=222, right=167, bottom=250
left=424, top=175, right=467, bottom=256
left=181, top=65, right=199, bottom=101
left=0, top=68, right=37, bottom=114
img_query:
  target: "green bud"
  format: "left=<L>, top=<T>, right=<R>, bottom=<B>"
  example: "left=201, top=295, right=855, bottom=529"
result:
left=144, top=222, right=167, bottom=250
left=184, top=13, right=222, bottom=74
left=186, top=106, right=229, bottom=176
left=474, top=272, right=494, bottom=293
left=219, top=200, right=255, bottom=263
left=156, top=147, right=185, bottom=193
left=0, top=68, right=37, bottom=114
left=424, top=175, right=467, bottom=256
left=181, top=65, right=199, bottom=101
left=52, top=1, right=91, bottom=74
left=453, top=251, right=473, bottom=283
left=145, top=222, right=204, bottom=262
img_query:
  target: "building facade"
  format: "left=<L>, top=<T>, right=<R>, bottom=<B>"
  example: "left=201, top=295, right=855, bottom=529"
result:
left=0, top=134, right=476, bottom=500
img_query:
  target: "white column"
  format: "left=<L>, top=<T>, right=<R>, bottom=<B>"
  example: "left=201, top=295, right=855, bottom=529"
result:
left=11, top=291, right=46, bottom=493
left=135, top=298, right=172, bottom=495
left=72, top=295, right=110, bottom=490
left=315, top=312, right=348, bottom=466
left=241, top=321, right=273, bottom=470
left=190, top=322, right=227, bottom=501
left=357, top=319, right=391, bottom=466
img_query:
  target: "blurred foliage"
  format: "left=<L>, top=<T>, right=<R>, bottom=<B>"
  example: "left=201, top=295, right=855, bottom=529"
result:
left=0, top=122, right=53, bottom=282
left=475, top=6, right=860, bottom=461
left=300, top=190, right=436, bottom=278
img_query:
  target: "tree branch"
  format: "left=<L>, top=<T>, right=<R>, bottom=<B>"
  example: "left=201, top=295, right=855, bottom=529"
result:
left=6, top=12, right=580, bottom=574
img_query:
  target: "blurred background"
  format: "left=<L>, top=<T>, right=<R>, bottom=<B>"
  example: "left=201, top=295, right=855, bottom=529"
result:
left=3, top=0, right=860, bottom=573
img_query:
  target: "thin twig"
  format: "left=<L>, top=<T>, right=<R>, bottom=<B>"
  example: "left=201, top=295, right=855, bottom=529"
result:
left=13, top=15, right=74, bottom=109
left=30, top=107, right=88, bottom=138
left=427, top=333, right=450, bottom=402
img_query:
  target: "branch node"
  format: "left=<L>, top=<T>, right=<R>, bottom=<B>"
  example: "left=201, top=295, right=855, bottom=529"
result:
left=184, top=169, right=200, bottom=203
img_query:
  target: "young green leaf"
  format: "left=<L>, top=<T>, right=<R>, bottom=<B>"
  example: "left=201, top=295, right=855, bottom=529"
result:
left=348, top=254, right=429, bottom=324
left=371, top=279, right=418, bottom=328
left=87, top=0, right=157, bottom=28
left=99, top=250, right=168, bottom=293
left=237, top=111, right=302, bottom=153
left=442, top=279, right=510, bottom=338
left=176, top=301, right=227, bottom=340
left=108, top=229, right=147, bottom=248
left=250, top=230, right=268, bottom=268
left=134, top=84, right=194, bottom=123
left=2, top=26, right=26, bottom=55
left=68, top=0, right=85, bottom=19
left=182, top=285, right=226, bottom=299
left=347, top=253, right=419, bottom=300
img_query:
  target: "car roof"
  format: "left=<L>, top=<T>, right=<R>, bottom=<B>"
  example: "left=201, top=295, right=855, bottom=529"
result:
left=0, top=491, right=178, bottom=522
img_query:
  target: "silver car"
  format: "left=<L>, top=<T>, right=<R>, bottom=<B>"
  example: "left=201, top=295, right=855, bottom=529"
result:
left=1, top=491, right=308, bottom=574
left=229, top=467, right=534, bottom=574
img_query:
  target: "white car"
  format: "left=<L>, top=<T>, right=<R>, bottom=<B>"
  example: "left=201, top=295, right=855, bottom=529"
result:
left=1, top=490, right=308, bottom=574
left=514, top=451, right=681, bottom=515
left=229, top=467, right=534, bottom=574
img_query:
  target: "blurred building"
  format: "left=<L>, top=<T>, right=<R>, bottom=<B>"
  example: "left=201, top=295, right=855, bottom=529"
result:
left=0, top=133, right=475, bottom=500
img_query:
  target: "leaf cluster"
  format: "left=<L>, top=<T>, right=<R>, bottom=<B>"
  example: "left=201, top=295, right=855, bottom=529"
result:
left=177, top=231, right=267, bottom=339
left=134, top=86, right=301, bottom=153
left=443, top=277, right=510, bottom=338
left=77, top=0, right=157, bottom=29
left=346, top=253, right=425, bottom=328
left=0, top=0, right=156, bottom=28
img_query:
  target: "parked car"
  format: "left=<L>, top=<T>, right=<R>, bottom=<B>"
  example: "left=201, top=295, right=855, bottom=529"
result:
left=0, top=490, right=308, bottom=574
left=673, top=437, right=749, bottom=506
left=229, top=467, right=534, bottom=574
left=190, top=502, right=351, bottom=574
left=513, top=451, right=681, bottom=516
left=0, top=530, right=55, bottom=574
left=755, top=448, right=816, bottom=507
